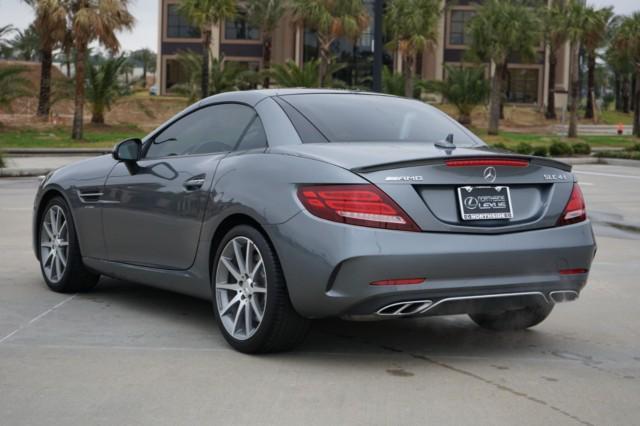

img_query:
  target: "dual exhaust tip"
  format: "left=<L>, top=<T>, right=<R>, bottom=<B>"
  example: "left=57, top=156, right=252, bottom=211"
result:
left=376, top=291, right=579, bottom=317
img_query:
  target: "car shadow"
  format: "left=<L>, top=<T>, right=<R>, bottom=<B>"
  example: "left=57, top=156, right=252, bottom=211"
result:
left=89, top=277, right=559, bottom=359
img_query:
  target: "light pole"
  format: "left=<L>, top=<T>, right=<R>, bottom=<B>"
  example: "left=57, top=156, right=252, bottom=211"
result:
left=372, top=0, right=383, bottom=92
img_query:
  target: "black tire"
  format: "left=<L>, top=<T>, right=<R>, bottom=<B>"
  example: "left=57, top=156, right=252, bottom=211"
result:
left=212, top=225, right=310, bottom=353
left=38, top=197, right=100, bottom=293
left=469, top=303, right=553, bottom=331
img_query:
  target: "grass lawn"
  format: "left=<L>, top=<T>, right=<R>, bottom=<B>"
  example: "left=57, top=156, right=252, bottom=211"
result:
left=472, top=129, right=639, bottom=149
left=0, top=124, right=146, bottom=149
left=599, top=110, right=634, bottom=126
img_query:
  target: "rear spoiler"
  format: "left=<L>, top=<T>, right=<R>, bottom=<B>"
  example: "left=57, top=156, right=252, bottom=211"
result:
left=351, top=155, right=572, bottom=174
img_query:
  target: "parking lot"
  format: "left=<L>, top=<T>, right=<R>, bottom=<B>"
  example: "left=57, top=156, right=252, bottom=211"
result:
left=1, top=164, right=639, bottom=425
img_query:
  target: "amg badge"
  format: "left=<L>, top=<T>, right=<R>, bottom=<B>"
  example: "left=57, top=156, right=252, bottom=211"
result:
left=385, top=176, right=424, bottom=182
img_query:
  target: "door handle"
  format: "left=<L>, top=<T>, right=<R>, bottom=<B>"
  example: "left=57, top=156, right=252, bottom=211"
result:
left=183, top=176, right=206, bottom=191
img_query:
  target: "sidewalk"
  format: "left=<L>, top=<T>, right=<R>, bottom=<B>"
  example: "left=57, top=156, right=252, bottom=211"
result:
left=0, top=155, right=96, bottom=177
left=554, top=124, right=633, bottom=136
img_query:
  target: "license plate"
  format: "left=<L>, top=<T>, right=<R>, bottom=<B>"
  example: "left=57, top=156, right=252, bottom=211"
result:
left=457, top=186, right=513, bottom=221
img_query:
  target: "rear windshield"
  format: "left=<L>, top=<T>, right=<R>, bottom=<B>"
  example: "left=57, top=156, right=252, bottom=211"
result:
left=279, top=93, right=479, bottom=146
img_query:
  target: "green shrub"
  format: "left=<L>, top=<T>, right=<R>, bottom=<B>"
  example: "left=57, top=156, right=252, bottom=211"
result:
left=532, top=146, right=548, bottom=157
left=490, top=142, right=511, bottom=151
left=0, top=151, right=4, bottom=168
left=594, top=151, right=640, bottom=160
left=514, top=142, right=533, bottom=155
left=549, top=141, right=574, bottom=157
left=572, top=142, right=591, bottom=155
left=625, top=143, right=640, bottom=152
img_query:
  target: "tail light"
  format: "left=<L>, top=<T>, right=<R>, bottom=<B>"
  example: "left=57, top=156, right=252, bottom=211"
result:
left=445, top=158, right=529, bottom=168
left=370, top=278, right=426, bottom=286
left=297, top=184, right=420, bottom=232
left=557, top=183, right=587, bottom=226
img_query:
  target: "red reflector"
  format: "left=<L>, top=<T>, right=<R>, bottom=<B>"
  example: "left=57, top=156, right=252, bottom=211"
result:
left=446, top=158, right=529, bottom=168
left=297, top=184, right=420, bottom=232
left=557, top=183, right=587, bottom=226
left=370, top=278, right=426, bottom=286
left=559, top=268, right=589, bottom=275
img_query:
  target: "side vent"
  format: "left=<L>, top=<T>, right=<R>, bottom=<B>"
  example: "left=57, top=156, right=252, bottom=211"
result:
left=77, top=189, right=104, bottom=203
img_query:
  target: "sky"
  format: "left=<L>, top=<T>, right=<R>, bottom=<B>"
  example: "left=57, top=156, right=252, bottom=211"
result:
left=0, top=0, right=637, bottom=53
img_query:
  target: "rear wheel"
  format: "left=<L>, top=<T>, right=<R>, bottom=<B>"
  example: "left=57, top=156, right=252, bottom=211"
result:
left=38, top=197, right=100, bottom=293
left=212, top=225, right=310, bottom=353
left=469, top=304, right=553, bottom=331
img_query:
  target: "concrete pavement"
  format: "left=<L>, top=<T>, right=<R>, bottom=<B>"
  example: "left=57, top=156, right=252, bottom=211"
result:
left=0, top=165, right=639, bottom=425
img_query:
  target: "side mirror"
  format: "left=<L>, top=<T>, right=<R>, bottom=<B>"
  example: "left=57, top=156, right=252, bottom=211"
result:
left=113, top=138, right=142, bottom=162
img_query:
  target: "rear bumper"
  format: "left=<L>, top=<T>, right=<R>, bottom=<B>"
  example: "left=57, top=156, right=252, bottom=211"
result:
left=268, top=212, right=596, bottom=319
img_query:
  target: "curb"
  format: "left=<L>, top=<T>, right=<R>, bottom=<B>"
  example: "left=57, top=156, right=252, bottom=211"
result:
left=0, top=168, right=52, bottom=178
left=2, top=148, right=111, bottom=156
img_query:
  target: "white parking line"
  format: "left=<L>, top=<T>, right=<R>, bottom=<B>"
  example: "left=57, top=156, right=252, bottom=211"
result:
left=0, top=295, right=76, bottom=344
left=574, top=171, right=640, bottom=180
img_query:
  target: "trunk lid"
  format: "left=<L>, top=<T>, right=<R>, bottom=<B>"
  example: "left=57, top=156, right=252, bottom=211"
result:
left=273, top=143, right=574, bottom=234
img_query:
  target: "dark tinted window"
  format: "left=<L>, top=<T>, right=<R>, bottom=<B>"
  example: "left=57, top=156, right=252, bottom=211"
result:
left=280, top=94, right=478, bottom=146
left=167, top=5, right=201, bottom=38
left=146, top=104, right=256, bottom=158
left=236, top=116, right=267, bottom=151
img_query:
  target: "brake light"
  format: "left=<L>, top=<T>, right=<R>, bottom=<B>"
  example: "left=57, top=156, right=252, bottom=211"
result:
left=557, top=183, right=587, bottom=226
left=297, top=184, right=420, bottom=232
left=559, top=268, right=588, bottom=275
left=446, top=158, right=529, bottom=167
left=370, top=278, right=426, bottom=286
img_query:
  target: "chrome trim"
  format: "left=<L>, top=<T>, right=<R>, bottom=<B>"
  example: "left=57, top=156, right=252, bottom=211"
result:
left=376, top=300, right=433, bottom=316
left=375, top=292, right=549, bottom=317
left=77, top=190, right=104, bottom=203
left=549, top=290, right=579, bottom=303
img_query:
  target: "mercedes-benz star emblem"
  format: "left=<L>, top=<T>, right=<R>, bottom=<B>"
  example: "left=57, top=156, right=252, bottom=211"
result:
left=483, top=166, right=497, bottom=183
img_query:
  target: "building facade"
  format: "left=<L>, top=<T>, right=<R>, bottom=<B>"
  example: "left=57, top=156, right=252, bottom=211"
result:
left=156, top=0, right=571, bottom=109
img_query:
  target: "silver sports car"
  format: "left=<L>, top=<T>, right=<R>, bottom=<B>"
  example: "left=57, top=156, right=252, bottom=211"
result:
left=33, top=89, right=596, bottom=353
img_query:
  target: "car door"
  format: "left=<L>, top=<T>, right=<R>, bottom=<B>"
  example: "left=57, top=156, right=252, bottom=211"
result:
left=102, top=103, right=257, bottom=269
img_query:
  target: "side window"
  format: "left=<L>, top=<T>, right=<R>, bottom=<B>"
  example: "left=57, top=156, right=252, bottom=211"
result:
left=146, top=104, right=256, bottom=159
left=235, top=116, right=267, bottom=151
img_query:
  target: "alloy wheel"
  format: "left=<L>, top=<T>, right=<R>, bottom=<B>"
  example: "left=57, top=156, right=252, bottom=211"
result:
left=215, top=236, right=267, bottom=340
left=40, top=205, right=69, bottom=284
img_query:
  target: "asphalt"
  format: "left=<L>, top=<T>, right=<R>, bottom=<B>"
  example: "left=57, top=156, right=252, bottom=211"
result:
left=0, top=165, right=639, bottom=425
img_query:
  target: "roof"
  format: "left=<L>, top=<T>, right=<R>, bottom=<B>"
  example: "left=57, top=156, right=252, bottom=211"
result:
left=197, top=88, right=394, bottom=107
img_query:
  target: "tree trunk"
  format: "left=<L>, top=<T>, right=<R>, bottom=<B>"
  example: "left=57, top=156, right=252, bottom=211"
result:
left=71, top=45, right=87, bottom=140
left=622, top=74, right=630, bottom=114
left=546, top=49, right=557, bottom=120
left=142, top=64, right=147, bottom=88
left=37, top=47, right=53, bottom=118
left=262, top=35, right=272, bottom=88
left=500, top=63, right=508, bottom=120
left=614, top=74, right=622, bottom=111
left=568, top=42, right=580, bottom=138
left=201, top=30, right=211, bottom=98
left=91, top=104, right=104, bottom=124
left=634, top=70, right=640, bottom=138
left=402, top=54, right=415, bottom=98
left=66, top=61, right=71, bottom=78
left=584, top=52, right=596, bottom=120
left=318, top=34, right=331, bottom=87
left=488, top=62, right=503, bottom=136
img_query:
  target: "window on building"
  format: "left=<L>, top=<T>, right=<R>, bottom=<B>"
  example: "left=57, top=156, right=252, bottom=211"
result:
left=224, top=12, right=260, bottom=40
left=167, top=4, right=200, bottom=38
left=506, top=68, right=539, bottom=103
left=449, top=10, right=475, bottom=46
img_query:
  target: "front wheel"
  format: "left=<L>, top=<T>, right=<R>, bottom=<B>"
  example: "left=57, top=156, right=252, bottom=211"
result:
left=38, top=197, right=100, bottom=293
left=469, top=304, right=553, bottom=331
left=212, top=225, right=310, bottom=353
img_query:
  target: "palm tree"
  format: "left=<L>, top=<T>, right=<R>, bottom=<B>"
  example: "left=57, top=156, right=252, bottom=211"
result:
left=467, top=0, right=540, bottom=135
left=381, top=66, right=404, bottom=96
left=541, top=0, right=568, bottom=120
left=268, top=59, right=345, bottom=88
left=67, top=0, right=135, bottom=140
left=385, top=0, right=441, bottom=98
left=86, top=55, right=128, bottom=124
left=130, top=48, right=157, bottom=87
left=582, top=6, right=613, bottom=120
left=422, top=65, right=489, bottom=126
left=0, top=66, right=32, bottom=115
left=9, top=25, right=40, bottom=61
left=565, top=0, right=587, bottom=138
left=0, top=25, right=17, bottom=53
left=612, top=13, right=640, bottom=137
left=179, top=0, right=236, bottom=99
left=290, top=0, right=369, bottom=87
left=24, top=0, right=67, bottom=118
left=246, top=0, right=286, bottom=88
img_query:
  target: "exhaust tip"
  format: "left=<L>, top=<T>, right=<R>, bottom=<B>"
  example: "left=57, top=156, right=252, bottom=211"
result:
left=376, top=300, right=433, bottom=316
left=549, top=291, right=579, bottom=303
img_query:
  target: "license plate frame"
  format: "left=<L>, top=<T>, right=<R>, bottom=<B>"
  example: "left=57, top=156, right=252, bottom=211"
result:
left=457, top=186, right=514, bottom=221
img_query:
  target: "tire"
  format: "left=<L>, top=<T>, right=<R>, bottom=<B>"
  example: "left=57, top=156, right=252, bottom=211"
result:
left=469, top=303, right=553, bottom=331
left=212, top=225, right=310, bottom=353
left=38, top=197, right=100, bottom=293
